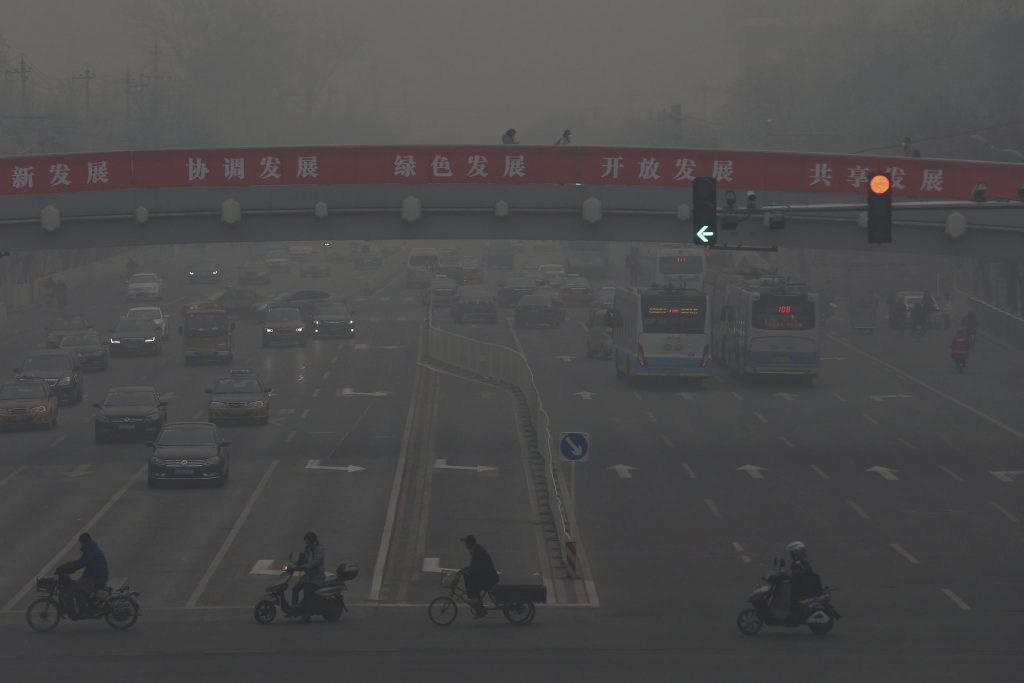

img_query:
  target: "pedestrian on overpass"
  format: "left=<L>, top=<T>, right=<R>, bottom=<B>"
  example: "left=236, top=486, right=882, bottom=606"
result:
left=554, top=129, right=572, bottom=145
left=502, top=129, right=519, bottom=145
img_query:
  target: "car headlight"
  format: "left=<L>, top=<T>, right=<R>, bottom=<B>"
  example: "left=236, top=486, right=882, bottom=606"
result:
left=246, top=400, right=265, bottom=408
left=189, top=271, right=195, bottom=276
left=207, top=455, right=223, bottom=465
left=31, top=405, right=48, bottom=413
left=144, top=337, right=157, bottom=343
left=295, top=327, right=304, bottom=333
left=314, top=320, right=320, bottom=325
left=212, top=270, right=219, bottom=275
left=347, top=320, right=354, bottom=326
left=265, top=328, right=274, bottom=334
left=209, top=401, right=227, bottom=408
left=57, top=376, right=71, bottom=386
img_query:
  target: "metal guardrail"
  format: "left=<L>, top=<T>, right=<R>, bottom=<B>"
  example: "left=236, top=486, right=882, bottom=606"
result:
left=423, top=307, right=575, bottom=559
left=967, top=296, right=1024, bottom=350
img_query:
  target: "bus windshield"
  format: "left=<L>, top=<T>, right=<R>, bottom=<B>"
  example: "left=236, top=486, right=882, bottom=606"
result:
left=408, top=253, right=438, bottom=268
left=641, top=296, right=706, bottom=334
left=184, top=313, right=229, bottom=334
left=751, top=296, right=816, bottom=331
left=658, top=255, right=703, bottom=275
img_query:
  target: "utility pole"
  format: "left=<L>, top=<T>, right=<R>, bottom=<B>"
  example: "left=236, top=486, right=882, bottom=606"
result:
left=73, top=64, right=94, bottom=111
left=5, top=53, right=31, bottom=113
left=124, top=69, right=133, bottom=126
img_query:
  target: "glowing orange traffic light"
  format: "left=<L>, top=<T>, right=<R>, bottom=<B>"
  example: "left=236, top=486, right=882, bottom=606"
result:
left=869, top=174, right=891, bottom=194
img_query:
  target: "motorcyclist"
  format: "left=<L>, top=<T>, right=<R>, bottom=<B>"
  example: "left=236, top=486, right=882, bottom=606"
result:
left=785, top=541, right=822, bottom=614
left=291, top=531, right=326, bottom=618
left=460, top=535, right=499, bottom=619
left=962, top=310, right=979, bottom=349
left=62, top=533, right=109, bottom=613
left=910, top=302, right=927, bottom=338
left=950, top=328, right=969, bottom=367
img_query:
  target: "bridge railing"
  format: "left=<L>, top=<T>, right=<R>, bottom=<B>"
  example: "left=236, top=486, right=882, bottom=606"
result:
left=967, top=295, right=1024, bottom=350
left=424, top=305, right=577, bottom=577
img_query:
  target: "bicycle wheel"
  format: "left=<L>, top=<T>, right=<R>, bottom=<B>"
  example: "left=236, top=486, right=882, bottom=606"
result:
left=428, top=596, right=458, bottom=626
left=26, top=597, right=61, bottom=633
left=502, top=601, right=536, bottom=626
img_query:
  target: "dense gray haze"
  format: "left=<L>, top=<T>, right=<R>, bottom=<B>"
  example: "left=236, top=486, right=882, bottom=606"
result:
left=0, top=0, right=1022, bottom=157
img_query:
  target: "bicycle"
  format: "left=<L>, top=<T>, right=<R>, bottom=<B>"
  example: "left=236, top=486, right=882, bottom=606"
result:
left=427, top=569, right=543, bottom=626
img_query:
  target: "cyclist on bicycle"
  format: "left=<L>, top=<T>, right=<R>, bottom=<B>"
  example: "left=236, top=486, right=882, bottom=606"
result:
left=460, top=535, right=499, bottom=619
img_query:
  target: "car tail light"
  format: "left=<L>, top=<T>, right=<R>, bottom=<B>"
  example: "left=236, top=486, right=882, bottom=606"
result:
left=637, top=343, right=647, bottom=367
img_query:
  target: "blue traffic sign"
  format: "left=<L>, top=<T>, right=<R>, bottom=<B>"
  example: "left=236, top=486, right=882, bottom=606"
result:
left=559, top=432, right=590, bottom=462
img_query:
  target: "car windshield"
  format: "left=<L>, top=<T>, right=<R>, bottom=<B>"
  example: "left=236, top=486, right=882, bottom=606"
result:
left=60, top=333, right=100, bottom=346
left=156, top=427, right=217, bottom=446
left=0, top=383, right=45, bottom=400
left=314, top=302, right=350, bottom=315
left=47, top=317, right=88, bottom=330
left=23, top=355, right=73, bottom=372
left=213, top=379, right=262, bottom=393
left=408, top=254, right=437, bottom=267
left=564, top=278, right=589, bottom=288
left=129, top=274, right=157, bottom=284
left=519, top=295, right=551, bottom=307
left=104, top=390, right=156, bottom=407
left=266, top=308, right=302, bottom=323
left=116, top=319, right=156, bottom=332
left=127, top=308, right=160, bottom=319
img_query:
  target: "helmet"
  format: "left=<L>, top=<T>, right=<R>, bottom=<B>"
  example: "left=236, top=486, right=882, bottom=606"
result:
left=78, top=532, right=92, bottom=545
left=786, top=541, right=807, bottom=562
left=303, top=531, right=318, bottom=544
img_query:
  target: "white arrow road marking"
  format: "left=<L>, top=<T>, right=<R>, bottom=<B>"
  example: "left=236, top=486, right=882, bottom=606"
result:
left=890, top=543, right=920, bottom=564
left=867, top=466, right=899, bottom=481
left=64, top=464, right=92, bottom=478
left=675, top=392, right=694, bottom=400
left=338, top=388, right=389, bottom=397
left=250, top=559, right=283, bottom=576
left=608, top=464, right=636, bottom=479
left=433, top=458, right=497, bottom=474
left=575, top=391, right=596, bottom=400
left=736, top=465, right=767, bottom=479
left=869, top=394, right=912, bottom=402
left=941, top=589, right=971, bottom=611
left=305, top=460, right=366, bottom=473
left=774, top=392, right=796, bottom=401
left=555, top=355, right=574, bottom=363
left=991, top=470, right=1024, bottom=483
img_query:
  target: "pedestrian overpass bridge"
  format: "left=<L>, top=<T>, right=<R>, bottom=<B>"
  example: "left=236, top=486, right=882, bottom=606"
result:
left=1, top=145, right=1021, bottom=256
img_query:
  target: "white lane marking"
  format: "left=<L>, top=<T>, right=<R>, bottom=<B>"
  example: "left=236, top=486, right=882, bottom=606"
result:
left=3, top=464, right=146, bottom=612
left=990, top=502, right=1019, bottom=523
left=867, top=466, right=899, bottom=481
left=306, top=460, right=366, bottom=473
left=421, top=557, right=440, bottom=573
left=632, top=391, right=642, bottom=401
left=250, top=559, right=282, bottom=576
left=705, top=498, right=722, bottom=518
left=731, top=392, right=743, bottom=401
left=646, top=411, right=657, bottom=422
left=0, top=465, right=27, bottom=489
left=192, top=409, right=204, bottom=419
left=287, top=430, right=296, bottom=443
left=731, top=542, right=752, bottom=563
left=847, top=500, right=870, bottom=519
left=898, top=437, right=917, bottom=450
left=48, top=435, right=67, bottom=448
left=331, top=355, right=339, bottom=364
left=831, top=392, right=846, bottom=402
left=861, top=412, right=878, bottom=424
left=312, top=388, right=321, bottom=398
left=870, top=394, right=912, bottom=402
left=736, top=465, right=767, bottom=479
left=186, top=460, right=279, bottom=608
left=300, top=408, right=310, bottom=419
left=435, top=458, right=497, bottom=474
left=607, top=464, right=636, bottom=479
left=939, top=465, right=964, bottom=482
left=322, top=371, right=331, bottom=381
left=990, top=470, right=1024, bottom=483
left=890, top=543, right=920, bottom=564
left=754, top=412, right=768, bottom=424
left=682, top=463, right=696, bottom=479
left=829, top=334, right=1024, bottom=441
left=941, top=588, right=971, bottom=611
left=662, top=435, right=675, bottom=448
left=780, top=436, right=795, bottom=448
left=810, top=464, right=830, bottom=480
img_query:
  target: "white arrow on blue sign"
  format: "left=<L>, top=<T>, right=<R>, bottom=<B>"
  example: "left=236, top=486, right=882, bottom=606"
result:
left=559, top=432, right=590, bottom=462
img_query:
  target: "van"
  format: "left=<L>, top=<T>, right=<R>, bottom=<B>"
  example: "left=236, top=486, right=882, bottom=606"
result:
left=406, top=248, right=440, bottom=288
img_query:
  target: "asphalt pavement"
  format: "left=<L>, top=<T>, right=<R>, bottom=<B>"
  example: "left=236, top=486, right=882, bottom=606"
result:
left=0, top=251, right=1022, bottom=682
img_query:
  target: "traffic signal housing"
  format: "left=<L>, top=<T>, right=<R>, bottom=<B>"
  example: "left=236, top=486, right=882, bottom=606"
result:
left=692, top=176, right=717, bottom=245
left=867, top=172, right=892, bottom=244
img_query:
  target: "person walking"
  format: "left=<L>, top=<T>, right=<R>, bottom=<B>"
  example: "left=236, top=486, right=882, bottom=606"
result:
left=501, top=128, right=519, bottom=145
left=554, top=129, right=572, bottom=145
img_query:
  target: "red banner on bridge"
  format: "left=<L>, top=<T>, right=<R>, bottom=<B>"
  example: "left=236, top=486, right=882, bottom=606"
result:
left=2, top=146, right=1021, bottom=201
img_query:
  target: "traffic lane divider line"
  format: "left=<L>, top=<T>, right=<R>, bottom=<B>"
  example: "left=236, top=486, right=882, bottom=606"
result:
left=898, top=437, right=918, bottom=450
left=810, top=464, right=829, bottom=480
left=939, top=466, right=964, bottom=482
left=779, top=436, right=794, bottom=448
left=682, top=463, right=696, bottom=479
left=0, top=465, right=27, bottom=489
left=731, top=542, right=751, bottom=563
left=890, top=543, right=920, bottom=564
left=754, top=412, right=768, bottom=424
left=831, top=392, right=846, bottom=402
left=861, top=412, right=878, bottom=424
left=731, top=392, right=743, bottom=401
left=990, top=502, right=1019, bottom=523
left=847, top=500, right=870, bottom=520
left=662, top=436, right=675, bottom=448
left=940, top=589, right=971, bottom=611
left=185, top=459, right=279, bottom=608
left=705, top=498, right=722, bottom=518
left=2, top=464, right=146, bottom=612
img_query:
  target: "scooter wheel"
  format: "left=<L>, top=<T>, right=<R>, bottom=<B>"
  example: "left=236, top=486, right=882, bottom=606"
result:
left=809, top=620, right=834, bottom=636
left=323, top=602, right=344, bottom=622
left=253, top=600, right=277, bottom=625
left=736, top=608, right=763, bottom=636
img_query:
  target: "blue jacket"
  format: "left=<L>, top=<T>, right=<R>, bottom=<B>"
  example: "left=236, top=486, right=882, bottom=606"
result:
left=71, top=540, right=108, bottom=579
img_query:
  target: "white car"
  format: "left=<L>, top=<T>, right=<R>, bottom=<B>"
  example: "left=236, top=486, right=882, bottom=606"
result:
left=126, top=273, right=162, bottom=302
left=126, top=306, right=170, bottom=340
left=537, top=264, right=567, bottom=288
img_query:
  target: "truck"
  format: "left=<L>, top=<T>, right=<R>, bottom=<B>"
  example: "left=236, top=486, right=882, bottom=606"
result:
left=179, top=303, right=234, bottom=364
left=564, top=241, right=610, bottom=278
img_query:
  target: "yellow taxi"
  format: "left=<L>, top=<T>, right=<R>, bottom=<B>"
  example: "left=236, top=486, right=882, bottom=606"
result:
left=0, top=380, right=58, bottom=431
left=204, top=370, right=271, bottom=425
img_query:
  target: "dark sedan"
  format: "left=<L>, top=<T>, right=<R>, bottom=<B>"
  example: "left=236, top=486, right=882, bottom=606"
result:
left=44, top=315, right=92, bottom=349
left=94, top=386, right=167, bottom=443
left=187, top=263, right=223, bottom=284
left=258, top=289, right=333, bottom=324
left=14, top=350, right=83, bottom=404
left=452, top=287, right=498, bottom=324
left=147, top=422, right=230, bottom=487
left=514, top=294, right=563, bottom=328
left=497, top=277, right=537, bottom=308
left=262, top=307, right=306, bottom=347
left=311, top=301, right=356, bottom=338
left=108, top=317, right=162, bottom=356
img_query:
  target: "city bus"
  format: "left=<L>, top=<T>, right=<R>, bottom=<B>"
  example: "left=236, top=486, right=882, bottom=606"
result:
left=610, top=285, right=711, bottom=382
left=713, top=275, right=820, bottom=380
left=642, top=244, right=706, bottom=289
left=179, top=302, right=234, bottom=364
left=405, top=247, right=440, bottom=288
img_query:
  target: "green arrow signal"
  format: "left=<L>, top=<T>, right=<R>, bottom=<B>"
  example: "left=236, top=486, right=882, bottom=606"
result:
left=696, top=225, right=715, bottom=244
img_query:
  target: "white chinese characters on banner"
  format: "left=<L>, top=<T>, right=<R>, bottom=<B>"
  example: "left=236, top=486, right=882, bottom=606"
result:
left=49, top=163, right=72, bottom=187
left=711, top=160, right=734, bottom=182
left=187, top=157, right=210, bottom=181
left=846, top=165, right=870, bottom=188
left=467, top=154, right=488, bottom=178
left=431, top=155, right=453, bottom=177
left=673, top=158, right=696, bottom=181
left=393, top=155, right=416, bottom=178
left=920, top=169, right=944, bottom=192
left=808, top=163, right=832, bottom=187
left=224, top=158, right=245, bottom=180
left=11, top=166, right=34, bottom=189
left=503, top=155, right=526, bottom=178
left=296, top=156, right=319, bottom=179
left=638, top=158, right=660, bottom=180
left=885, top=166, right=906, bottom=190
left=601, top=156, right=624, bottom=179
left=259, top=156, right=282, bottom=180
left=86, top=161, right=109, bottom=184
